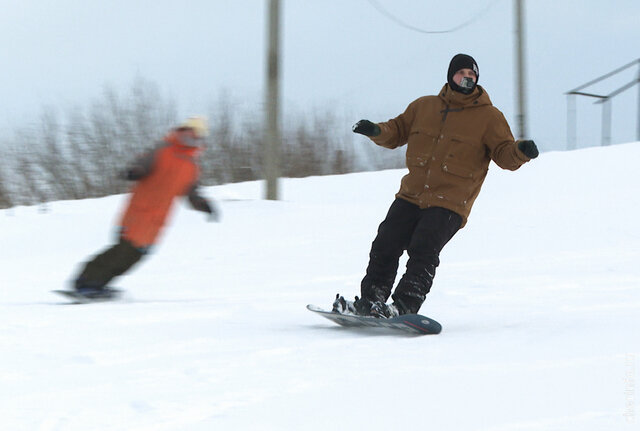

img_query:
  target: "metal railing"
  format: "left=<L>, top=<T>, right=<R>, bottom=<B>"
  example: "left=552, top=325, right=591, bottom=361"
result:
left=565, top=58, right=640, bottom=149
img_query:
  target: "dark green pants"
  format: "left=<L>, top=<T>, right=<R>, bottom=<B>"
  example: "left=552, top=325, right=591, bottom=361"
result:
left=75, top=238, right=144, bottom=289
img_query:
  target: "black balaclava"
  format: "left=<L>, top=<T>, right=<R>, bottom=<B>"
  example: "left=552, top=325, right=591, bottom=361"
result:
left=447, top=54, right=479, bottom=94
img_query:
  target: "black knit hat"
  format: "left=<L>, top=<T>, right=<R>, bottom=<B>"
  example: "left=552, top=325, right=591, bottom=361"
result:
left=447, top=53, right=479, bottom=94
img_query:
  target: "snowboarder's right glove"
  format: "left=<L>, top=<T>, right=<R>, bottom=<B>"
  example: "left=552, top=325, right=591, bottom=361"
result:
left=121, top=151, right=155, bottom=181
left=352, top=120, right=381, bottom=137
left=121, top=167, right=146, bottom=181
left=517, top=140, right=539, bottom=159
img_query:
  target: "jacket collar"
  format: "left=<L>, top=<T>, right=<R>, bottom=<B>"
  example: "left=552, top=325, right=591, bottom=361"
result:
left=439, top=84, right=492, bottom=108
left=164, top=130, right=202, bottom=158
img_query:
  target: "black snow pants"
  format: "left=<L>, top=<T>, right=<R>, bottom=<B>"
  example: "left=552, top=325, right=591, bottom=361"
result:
left=74, top=238, right=145, bottom=290
left=361, top=198, right=462, bottom=314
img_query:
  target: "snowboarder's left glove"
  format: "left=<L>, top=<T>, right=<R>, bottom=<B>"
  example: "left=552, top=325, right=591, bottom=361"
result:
left=207, top=201, right=220, bottom=222
left=352, top=120, right=381, bottom=137
left=187, top=185, right=220, bottom=222
left=517, top=140, right=539, bottom=159
left=194, top=197, right=220, bottom=222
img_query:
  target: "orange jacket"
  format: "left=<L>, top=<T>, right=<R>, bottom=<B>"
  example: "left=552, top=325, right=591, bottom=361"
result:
left=119, top=131, right=201, bottom=248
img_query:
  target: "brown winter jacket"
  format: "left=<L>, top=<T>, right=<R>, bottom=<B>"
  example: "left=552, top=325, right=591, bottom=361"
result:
left=371, top=84, right=531, bottom=227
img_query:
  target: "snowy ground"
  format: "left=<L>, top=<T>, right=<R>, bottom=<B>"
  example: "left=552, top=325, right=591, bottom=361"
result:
left=1, top=143, right=639, bottom=430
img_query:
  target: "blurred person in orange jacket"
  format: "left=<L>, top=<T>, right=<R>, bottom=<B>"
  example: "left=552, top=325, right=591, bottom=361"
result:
left=71, top=116, right=219, bottom=300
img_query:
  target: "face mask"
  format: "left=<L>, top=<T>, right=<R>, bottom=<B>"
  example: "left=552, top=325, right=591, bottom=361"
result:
left=459, top=77, right=475, bottom=94
left=182, top=135, right=204, bottom=147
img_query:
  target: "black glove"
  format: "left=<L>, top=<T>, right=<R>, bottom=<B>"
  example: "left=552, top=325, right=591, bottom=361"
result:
left=517, top=140, right=539, bottom=159
left=209, top=202, right=220, bottom=222
left=352, top=120, right=381, bottom=137
left=121, top=152, right=154, bottom=181
left=121, top=167, right=145, bottom=181
left=195, top=198, right=219, bottom=222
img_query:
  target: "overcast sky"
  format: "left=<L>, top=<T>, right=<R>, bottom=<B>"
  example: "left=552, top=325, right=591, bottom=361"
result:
left=1, top=0, right=639, bottom=151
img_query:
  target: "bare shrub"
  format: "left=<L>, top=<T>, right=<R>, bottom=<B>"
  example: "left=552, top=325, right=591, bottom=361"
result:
left=0, top=79, right=405, bottom=208
left=0, top=162, right=12, bottom=208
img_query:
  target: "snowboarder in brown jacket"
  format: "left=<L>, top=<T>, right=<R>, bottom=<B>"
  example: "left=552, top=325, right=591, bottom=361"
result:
left=335, top=54, right=539, bottom=318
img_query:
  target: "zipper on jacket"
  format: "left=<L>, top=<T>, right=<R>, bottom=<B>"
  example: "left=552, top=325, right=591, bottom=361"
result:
left=422, top=104, right=465, bottom=203
left=440, top=105, right=464, bottom=123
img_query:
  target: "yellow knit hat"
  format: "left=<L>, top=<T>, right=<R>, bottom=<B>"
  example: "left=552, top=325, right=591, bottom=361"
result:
left=179, top=116, right=209, bottom=138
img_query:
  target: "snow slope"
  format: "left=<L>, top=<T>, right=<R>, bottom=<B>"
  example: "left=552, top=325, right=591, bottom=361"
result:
left=1, top=143, right=639, bottom=430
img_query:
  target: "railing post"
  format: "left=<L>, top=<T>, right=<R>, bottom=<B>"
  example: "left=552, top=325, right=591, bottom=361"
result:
left=566, top=58, right=640, bottom=149
left=601, top=98, right=612, bottom=146
left=637, top=62, right=640, bottom=141
left=567, top=94, right=577, bottom=150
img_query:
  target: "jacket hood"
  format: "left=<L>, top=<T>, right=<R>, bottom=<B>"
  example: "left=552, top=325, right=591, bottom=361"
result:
left=439, top=84, right=492, bottom=108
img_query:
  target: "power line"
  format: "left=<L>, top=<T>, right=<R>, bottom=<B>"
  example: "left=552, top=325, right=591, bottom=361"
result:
left=366, top=0, right=502, bottom=34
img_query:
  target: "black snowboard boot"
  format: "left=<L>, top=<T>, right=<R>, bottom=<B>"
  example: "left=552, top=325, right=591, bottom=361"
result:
left=391, top=274, right=432, bottom=315
left=369, top=301, right=400, bottom=318
left=353, top=296, right=373, bottom=316
left=356, top=283, right=392, bottom=316
left=73, top=277, right=120, bottom=300
left=332, top=294, right=357, bottom=315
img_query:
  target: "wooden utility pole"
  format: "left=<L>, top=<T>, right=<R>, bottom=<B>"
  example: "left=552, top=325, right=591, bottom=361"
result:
left=514, top=0, right=528, bottom=139
left=265, top=0, right=281, bottom=200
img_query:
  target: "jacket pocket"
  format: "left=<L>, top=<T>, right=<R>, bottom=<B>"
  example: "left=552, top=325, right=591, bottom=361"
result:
left=436, top=161, right=487, bottom=207
left=406, top=128, right=438, bottom=158
left=400, top=156, right=429, bottom=197
left=441, top=161, right=475, bottom=179
left=442, top=133, right=486, bottom=165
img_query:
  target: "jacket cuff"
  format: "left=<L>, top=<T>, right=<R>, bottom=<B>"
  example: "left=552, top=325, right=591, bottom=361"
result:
left=514, top=141, right=531, bottom=163
left=371, top=123, right=397, bottom=149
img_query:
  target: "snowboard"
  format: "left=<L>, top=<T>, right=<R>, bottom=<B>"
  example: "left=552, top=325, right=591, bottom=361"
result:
left=52, top=288, right=123, bottom=304
left=306, top=304, right=442, bottom=335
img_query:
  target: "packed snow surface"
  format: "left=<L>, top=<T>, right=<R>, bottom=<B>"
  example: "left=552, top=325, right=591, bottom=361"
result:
left=1, top=143, right=639, bottom=430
